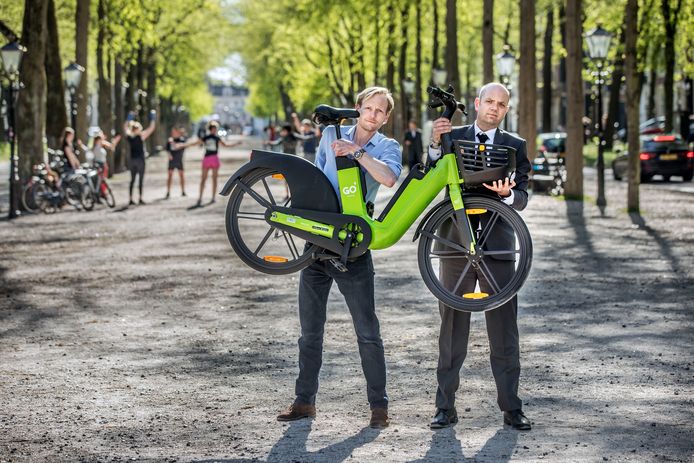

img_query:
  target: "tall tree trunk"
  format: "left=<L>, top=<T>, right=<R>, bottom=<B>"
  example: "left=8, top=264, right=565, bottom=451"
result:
left=432, top=0, right=439, bottom=71
left=45, top=0, right=67, bottom=149
left=558, top=3, right=567, bottom=129
left=625, top=0, right=640, bottom=212
left=384, top=0, right=397, bottom=137
left=646, top=61, right=656, bottom=119
left=125, top=62, right=136, bottom=112
left=374, top=4, right=380, bottom=84
left=660, top=0, right=682, bottom=133
left=483, top=0, right=494, bottom=83
left=414, top=0, right=423, bottom=125
left=542, top=6, right=553, bottom=133
left=97, top=0, right=113, bottom=144
left=113, top=59, right=125, bottom=172
left=564, top=0, right=584, bottom=199
left=603, top=28, right=624, bottom=151
left=397, top=1, right=410, bottom=142
left=444, top=0, right=461, bottom=124
left=75, top=0, right=90, bottom=142
left=278, top=83, right=295, bottom=121
left=17, top=0, right=48, bottom=182
left=136, top=44, right=146, bottom=120
left=146, top=48, right=161, bottom=154
left=518, top=0, right=537, bottom=160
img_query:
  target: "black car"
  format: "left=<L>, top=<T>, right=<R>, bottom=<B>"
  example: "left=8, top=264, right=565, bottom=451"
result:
left=531, top=132, right=566, bottom=195
left=612, top=134, right=693, bottom=182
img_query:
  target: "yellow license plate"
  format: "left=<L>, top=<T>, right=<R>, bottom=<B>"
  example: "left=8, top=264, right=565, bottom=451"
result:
left=659, top=154, right=678, bottom=161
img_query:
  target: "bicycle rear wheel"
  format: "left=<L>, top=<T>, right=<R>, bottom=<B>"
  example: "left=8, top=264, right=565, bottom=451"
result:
left=102, top=182, right=116, bottom=208
left=21, top=182, right=39, bottom=213
left=417, top=196, right=532, bottom=312
left=225, top=168, right=318, bottom=275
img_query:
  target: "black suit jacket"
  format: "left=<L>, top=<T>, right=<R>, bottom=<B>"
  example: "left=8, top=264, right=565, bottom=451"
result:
left=404, top=129, right=424, bottom=156
left=438, top=125, right=531, bottom=261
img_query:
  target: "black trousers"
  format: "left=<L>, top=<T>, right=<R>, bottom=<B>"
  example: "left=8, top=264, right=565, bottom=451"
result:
left=435, top=255, right=522, bottom=412
left=294, top=251, right=388, bottom=409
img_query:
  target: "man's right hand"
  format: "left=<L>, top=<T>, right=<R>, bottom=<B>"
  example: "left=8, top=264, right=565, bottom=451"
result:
left=430, top=117, right=453, bottom=144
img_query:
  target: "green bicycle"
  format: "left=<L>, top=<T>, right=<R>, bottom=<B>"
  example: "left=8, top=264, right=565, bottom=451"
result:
left=221, top=86, right=532, bottom=312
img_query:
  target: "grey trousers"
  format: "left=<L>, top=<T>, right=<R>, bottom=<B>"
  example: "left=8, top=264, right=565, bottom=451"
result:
left=294, top=251, right=388, bottom=409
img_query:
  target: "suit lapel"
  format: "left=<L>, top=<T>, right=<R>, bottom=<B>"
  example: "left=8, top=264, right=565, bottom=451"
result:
left=464, top=125, right=476, bottom=142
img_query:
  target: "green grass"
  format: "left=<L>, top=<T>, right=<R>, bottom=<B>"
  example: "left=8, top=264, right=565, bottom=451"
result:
left=582, top=139, right=625, bottom=167
left=0, top=142, right=8, bottom=162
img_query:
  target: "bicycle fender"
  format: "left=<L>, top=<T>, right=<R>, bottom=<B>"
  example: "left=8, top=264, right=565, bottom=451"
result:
left=219, top=149, right=340, bottom=212
left=412, top=199, right=452, bottom=242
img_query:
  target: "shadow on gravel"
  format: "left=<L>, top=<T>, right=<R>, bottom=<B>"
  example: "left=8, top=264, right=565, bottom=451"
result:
left=407, top=427, right=518, bottom=462
left=629, top=212, right=689, bottom=277
left=192, top=420, right=380, bottom=462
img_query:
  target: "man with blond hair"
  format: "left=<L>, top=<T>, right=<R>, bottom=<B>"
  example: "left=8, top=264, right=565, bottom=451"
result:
left=277, top=87, right=402, bottom=429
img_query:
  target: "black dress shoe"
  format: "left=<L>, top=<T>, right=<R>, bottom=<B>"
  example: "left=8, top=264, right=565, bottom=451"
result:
left=503, top=409, right=531, bottom=430
left=430, top=408, right=458, bottom=429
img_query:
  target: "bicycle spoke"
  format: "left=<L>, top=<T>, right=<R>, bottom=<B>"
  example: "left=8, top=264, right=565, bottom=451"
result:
left=282, top=231, right=300, bottom=260
left=261, top=177, right=276, bottom=206
left=477, top=211, right=500, bottom=249
left=429, top=250, right=468, bottom=260
left=254, top=226, right=276, bottom=255
left=420, top=230, right=469, bottom=254
left=478, top=260, right=501, bottom=294
left=236, top=179, right=272, bottom=209
left=483, top=249, right=520, bottom=256
left=237, top=211, right=267, bottom=221
left=450, top=260, right=473, bottom=294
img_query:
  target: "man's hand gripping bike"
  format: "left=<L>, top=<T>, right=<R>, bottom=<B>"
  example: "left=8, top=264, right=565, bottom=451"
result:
left=220, top=86, right=532, bottom=312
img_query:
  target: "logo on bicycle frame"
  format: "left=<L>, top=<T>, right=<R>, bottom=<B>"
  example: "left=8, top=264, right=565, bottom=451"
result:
left=342, top=182, right=358, bottom=196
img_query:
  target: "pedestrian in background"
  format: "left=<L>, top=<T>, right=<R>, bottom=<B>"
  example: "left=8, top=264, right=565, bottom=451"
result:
left=165, top=127, right=188, bottom=199
left=123, top=110, right=156, bottom=206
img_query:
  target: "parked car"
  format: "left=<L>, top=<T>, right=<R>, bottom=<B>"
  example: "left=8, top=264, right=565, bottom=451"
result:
left=617, top=116, right=665, bottom=141
left=531, top=132, right=567, bottom=195
left=612, top=134, right=694, bottom=182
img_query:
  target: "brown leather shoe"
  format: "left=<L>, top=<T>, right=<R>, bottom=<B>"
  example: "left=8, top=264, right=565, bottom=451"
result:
left=276, top=403, right=316, bottom=421
left=369, top=407, right=389, bottom=429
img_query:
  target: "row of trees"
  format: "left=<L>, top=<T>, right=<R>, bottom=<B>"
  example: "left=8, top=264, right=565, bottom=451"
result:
left=232, top=0, right=693, bottom=211
left=1, top=0, right=232, bottom=180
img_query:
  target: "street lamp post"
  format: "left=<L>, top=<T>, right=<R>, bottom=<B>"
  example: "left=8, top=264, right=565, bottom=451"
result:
left=64, top=62, right=84, bottom=129
left=585, top=25, right=613, bottom=209
left=496, top=45, right=515, bottom=130
left=1, top=41, right=26, bottom=220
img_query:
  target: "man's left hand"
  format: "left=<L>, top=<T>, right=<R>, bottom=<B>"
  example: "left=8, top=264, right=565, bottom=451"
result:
left=483, top=177, right=516, bottom=197
left=331, top=139, right=360, bottom=157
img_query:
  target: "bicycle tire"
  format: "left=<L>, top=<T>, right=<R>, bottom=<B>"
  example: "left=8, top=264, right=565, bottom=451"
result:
left=225, top=168, right=318, bottom=275
left=80, top=182, right=95, bottom=211
left=417, top=196, right=532, bottom=312
left=102, top=182, right=116, bottom=208
left=34, top=183, right=56, bottom=214
left=21, top=182, right=39, bottom=213
left=64, top=177, right=83, bottom=208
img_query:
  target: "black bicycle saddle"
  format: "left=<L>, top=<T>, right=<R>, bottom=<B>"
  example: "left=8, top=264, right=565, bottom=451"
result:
left=312, top=105, right=360, bottom=126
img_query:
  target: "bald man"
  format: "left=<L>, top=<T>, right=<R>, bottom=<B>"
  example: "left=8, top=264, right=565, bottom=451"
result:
left=427, top=82, right=532, bottom=431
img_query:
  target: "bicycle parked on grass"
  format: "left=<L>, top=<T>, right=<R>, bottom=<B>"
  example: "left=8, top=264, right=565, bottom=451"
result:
left=221, top=86, right=533, bottom=312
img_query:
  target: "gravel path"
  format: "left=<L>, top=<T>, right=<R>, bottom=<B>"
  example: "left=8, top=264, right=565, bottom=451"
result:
left=1, top=141, right=693, bottom=462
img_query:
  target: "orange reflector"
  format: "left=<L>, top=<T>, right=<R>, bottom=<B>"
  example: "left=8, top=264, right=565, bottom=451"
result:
left=272, top=174, right=285, bottom=180
left=263, top=255, right=288, bottom=263
left=466, top=208, right=487, bottom=215
left=478, top=144, right=486, bottom=151
left=463, top=292, right=489, bottom=299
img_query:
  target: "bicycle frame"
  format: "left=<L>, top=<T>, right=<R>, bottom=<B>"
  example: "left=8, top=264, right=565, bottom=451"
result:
left=268, top=150, right=478, bottom=255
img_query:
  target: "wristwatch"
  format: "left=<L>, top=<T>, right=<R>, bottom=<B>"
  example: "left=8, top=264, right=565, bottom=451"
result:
left=352, top=148, right=366, bottom=160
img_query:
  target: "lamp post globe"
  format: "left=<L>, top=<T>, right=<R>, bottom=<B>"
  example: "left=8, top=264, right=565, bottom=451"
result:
left=1, top=41, right=26, bottom=220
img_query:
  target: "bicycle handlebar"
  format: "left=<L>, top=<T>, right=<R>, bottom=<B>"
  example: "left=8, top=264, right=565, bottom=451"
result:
left=427, top=85, right=467, bottom=155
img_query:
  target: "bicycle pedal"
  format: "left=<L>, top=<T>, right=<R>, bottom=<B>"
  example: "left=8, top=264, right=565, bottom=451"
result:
left=328, top=258, right=349, bottom=273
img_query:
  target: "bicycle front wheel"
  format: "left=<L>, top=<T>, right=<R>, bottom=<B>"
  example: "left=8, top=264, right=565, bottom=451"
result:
left=225, top=168, right=318, bottom=275
left=417, top=196, right=532, bottom=312
left=101, top=181, right=116, bottom=208
left=21, top=182, right=39, bottom=213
